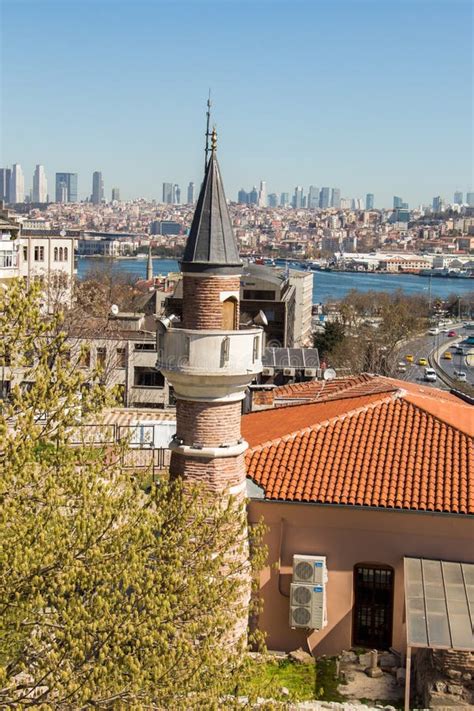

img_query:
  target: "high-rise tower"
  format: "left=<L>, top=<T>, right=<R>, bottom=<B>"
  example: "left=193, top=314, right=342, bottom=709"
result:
left=32, top=165, right=48, bottom=203
left=91, top=171, right=104, bottom=204
left=10, top=164, right=25, bottom=204
left=156, top=129, right=262, bottom=642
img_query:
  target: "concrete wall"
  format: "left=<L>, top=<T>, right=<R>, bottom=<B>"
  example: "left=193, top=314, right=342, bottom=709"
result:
left=248, top=500, right=473, bottom=656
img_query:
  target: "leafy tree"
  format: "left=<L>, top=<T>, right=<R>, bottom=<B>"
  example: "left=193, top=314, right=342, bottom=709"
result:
left=0, top=280, right=266, bottom=709
left=313, top=321, right=346, bottom=360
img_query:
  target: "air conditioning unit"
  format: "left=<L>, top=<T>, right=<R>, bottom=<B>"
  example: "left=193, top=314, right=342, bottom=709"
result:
left=283, top=367, right=295, bottom=376
left=304, top=367, right=317, bottom=377
left=262, top=366, right=274, bottom=376
left=292, top=554, right=328, bottom=584
left=289, top=582, right=327, bottom=630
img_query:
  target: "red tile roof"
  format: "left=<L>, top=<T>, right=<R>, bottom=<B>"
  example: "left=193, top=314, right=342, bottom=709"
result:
left=244, top=380, right=474, bottom=515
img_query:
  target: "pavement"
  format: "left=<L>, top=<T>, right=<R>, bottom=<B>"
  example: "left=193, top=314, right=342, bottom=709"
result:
left=392, top=323, right=474, bottom=391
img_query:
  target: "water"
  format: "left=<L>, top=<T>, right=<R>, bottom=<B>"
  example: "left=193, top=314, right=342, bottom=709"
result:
left=76, top=257, right=474, bottom=304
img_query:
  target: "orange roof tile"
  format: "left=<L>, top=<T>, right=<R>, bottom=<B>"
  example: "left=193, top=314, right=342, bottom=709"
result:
left=244, top=383, right=474, bottom=515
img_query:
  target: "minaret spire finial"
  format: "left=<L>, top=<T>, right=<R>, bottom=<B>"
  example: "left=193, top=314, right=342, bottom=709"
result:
left=211, top=125, right=217, bottom=153
left=205, top=90, right=212, bottom=170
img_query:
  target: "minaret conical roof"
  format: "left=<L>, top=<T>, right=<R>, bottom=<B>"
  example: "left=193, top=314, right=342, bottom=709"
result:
left=181, top=144, right=241, bottom=275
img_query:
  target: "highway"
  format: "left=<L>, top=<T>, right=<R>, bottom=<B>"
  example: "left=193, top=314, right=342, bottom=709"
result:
left=391, top=324, right=474, bottom=391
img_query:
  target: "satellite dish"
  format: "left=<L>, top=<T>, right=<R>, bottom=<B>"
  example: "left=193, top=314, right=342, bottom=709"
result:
left=110, top=304, right=119, bottom=316
left=60, top=229, right=66, bottom=237
left=253, top=310, right=268, bottom=327
left=323, top=368, right=337, bottom=380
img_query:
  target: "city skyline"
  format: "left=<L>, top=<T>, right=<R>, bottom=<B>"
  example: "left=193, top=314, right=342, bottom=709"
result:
left=1, top=0, right=472, bottom=207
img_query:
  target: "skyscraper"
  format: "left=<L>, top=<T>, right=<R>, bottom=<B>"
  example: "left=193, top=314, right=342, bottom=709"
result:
left=111, top=187, right=120, bottom=202
left=10, top=164, right=25, bottom=204
left=467, top=192, right=474, bottom=207
left=308, top=186, right=320, bottom=209
left=280, top=192, right=289, bottom=207
left=173, top=184, right=181, bottom=204
left=331, top=188, right=341, bottom=208
left=55, top=173, right=78, bottom=203
left=249, top=186, right=258, bottom=205
left=293, top=186, right=304, bottom=208
left=268, top=193, right=278, bottom=208
left=432, top=196, right=443, bottom=212
left=366, top=193, right=374, bottom=210
left=187, top=182, right=195, bottom=204
left=32, top=165, right=48, bottom=203
left=91, top=171, right=104, bottom=204
left=162, top=182, right=173, bottom=204
left=453, top=191, right=463, bottom=205
left=0, top=168, right=11, bottom=203
left=258, top=180, right=267, bottom=208
left=319, top=187, right=331, bottom=209
left=237, top=189, right=249, bottom=204
left=393, top=196, right=403, bottom=209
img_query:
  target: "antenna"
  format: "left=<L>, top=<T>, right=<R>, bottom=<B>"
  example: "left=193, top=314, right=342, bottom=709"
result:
left=205, top=90, right=212, bottom=170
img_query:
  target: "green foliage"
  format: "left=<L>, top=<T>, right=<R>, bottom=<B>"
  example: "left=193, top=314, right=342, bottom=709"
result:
left=0, top=280, right=267, bottom=709
left=315, top=657, right=345, bottom=702
left=236, top=656, right=316, bottom=702
left=313, top=321, right=346, bottom=359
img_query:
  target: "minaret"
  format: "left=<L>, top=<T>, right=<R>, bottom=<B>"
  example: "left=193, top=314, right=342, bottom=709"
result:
left=156, top=127, right=262, bottom=641
left=146, top=242, right=153, bottom=282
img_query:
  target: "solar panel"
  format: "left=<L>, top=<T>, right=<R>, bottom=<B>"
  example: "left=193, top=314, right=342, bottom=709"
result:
left=262, top=347, right=320, bottom=369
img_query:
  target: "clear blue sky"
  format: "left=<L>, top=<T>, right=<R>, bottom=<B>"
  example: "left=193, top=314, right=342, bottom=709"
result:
left=1, top=0, right=473, bottom=207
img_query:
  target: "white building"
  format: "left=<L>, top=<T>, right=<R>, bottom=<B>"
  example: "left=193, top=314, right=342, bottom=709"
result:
left=10, top=164, right=25, bottom=204
left=32, top=165, right=48, bottom=203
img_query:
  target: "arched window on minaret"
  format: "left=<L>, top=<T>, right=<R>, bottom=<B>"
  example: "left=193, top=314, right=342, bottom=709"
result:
left=59, top=247, right=63, bottom=261
left=54, top=247, right=58, bottom=261
left=222, top=297, right=238, bottom=330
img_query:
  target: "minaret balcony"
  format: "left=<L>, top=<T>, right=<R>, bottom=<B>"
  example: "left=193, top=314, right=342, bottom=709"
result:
left=156, top=327, right=263, bottom=402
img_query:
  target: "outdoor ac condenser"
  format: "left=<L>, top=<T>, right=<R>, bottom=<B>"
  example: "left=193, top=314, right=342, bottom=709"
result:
left=289, top=582, right=327, bottom=630
left=283, top=367, right=296, bottom=376
left=304, top=367, right=317, bottom=377
left=292, top=554, right=328, bottom=585
left=262, top=366, right=274, bottom=376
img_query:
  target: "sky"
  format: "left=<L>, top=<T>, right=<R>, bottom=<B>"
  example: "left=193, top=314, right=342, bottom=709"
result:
left=1, top=0, right=473, bottom=207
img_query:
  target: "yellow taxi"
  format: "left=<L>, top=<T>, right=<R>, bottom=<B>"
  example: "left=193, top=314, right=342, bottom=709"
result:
left=405, top=354, right=414, bottom=362
left=443, top=351, right=452, bottom=360
left=418, top=357, right=428, bottom=366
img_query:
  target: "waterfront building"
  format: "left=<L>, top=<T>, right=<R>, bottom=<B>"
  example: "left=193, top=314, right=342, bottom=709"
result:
left=10, top=164, right=25, bottom=204
left=91, top=171, right=104, bottom=205
left=187, top=181, right=195, bottom=204
left=308, top=185, right=320, bottom=209
left=319, top=187, right=331, bottom=209
left=258, top=180, right=267, bottom=208
left=365, top=193, right=374, bottom=210
left=32, top=165, right=48, bottom=203
left=111, top=187, right=120, bottom=202
left=162, top=182, right=173, bottom=204
left=331, top=188, right=341, bottom=208
left=55, top=173, right=78, bottom=203
left=280, top=192, right=289, bottom=207
left=454, top=191, right=463, bottom=205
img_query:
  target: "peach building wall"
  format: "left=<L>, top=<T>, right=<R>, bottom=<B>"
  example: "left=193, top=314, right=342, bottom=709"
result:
left=248, top=501, right=473, bottom=656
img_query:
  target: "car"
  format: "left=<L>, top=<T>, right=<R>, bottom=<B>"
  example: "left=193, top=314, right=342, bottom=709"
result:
left=424, top=367, right=437, bottom=382
left=455, top=345, right=464, bottom=354
left=443, top=351, right=452, bottom=360
left=405, top=354, right=414, bottom=362
left=440, top=327, right=449, bottom=333
left=447, top=330, right=457, bottom=337
left=428, top=327, right=440, bottom=336
left=397, top=362, right=407, bottom=373
left=418, top=357, right=428, bottom=366
left=454, top=370, right=467, bottom=382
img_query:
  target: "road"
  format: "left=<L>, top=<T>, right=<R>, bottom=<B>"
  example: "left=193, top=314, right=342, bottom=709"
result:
left=391, top=324, right=474, bottom=391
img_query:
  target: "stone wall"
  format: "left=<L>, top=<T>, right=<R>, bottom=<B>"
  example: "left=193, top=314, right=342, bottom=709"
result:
left=415, top=648, right=474, bottom=708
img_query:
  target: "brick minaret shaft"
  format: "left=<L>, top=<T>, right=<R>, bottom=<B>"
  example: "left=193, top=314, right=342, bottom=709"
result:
left=157, top=129, right=262, bottom=644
